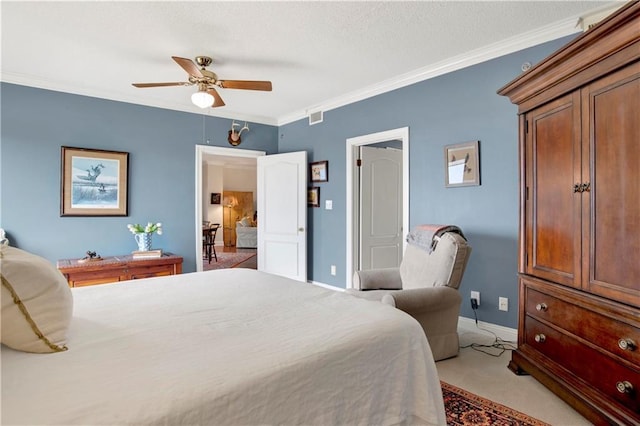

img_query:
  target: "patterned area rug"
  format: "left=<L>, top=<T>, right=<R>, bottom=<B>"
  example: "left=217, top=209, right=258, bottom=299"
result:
left=442, top=381, right=550, bottom=426
left=203, top=250, right=256, bottom=271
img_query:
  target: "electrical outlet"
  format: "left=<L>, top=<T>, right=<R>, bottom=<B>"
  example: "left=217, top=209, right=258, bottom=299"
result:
left=470, top=298, right=478, bottom=310
left=470, top=291, right=480, bottom=306
left=499, top=297, right=509, bottom=311
left=330, top=265, right=336, bottom=276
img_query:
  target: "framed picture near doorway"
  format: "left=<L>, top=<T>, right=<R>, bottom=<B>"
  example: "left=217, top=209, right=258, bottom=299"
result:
left=308, top=187, right=320, bottom=207
left=60, top=146, right=129, bottom=216
left=444, top=140, right=480, bottom=187
left=310, top=160, right=328, bottom=182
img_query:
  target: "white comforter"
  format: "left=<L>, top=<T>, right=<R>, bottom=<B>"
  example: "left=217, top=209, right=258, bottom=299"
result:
left=2, top=269, right=445, bottom=425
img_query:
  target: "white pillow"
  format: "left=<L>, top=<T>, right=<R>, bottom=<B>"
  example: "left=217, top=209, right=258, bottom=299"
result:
left=240, top=217, right=251, bottom=227
left=1, top=246, right=73, bottom=353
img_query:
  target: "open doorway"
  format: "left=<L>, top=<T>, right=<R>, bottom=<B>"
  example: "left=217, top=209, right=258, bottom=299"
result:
left=345, top=127, right=409, bottom=289
left=196, top=147, right=309, bottom=280
left=195, top=146, right=264, bottom=272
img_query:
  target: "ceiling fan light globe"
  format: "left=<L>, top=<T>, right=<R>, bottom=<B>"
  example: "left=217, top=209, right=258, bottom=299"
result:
left=191, top=91, right=214, bottom=108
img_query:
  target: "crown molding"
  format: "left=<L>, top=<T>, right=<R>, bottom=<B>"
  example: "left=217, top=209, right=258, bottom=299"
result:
left=277, top=16, right=581, bottom=126
left=0, top=73, right=278, bottom=126
left=1, top=14, right=584, bottom=129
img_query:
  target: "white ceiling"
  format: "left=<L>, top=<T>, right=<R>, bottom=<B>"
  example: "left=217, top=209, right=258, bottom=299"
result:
left=1, top=1, right=619, bottom=126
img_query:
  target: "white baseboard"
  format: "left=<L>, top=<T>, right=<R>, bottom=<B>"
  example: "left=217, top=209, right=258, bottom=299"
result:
left=458, top=316, right=518, bottom=342
left=309, top=280, right=345, bottom=291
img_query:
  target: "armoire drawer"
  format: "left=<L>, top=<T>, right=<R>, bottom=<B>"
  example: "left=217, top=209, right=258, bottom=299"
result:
left=525, top=283, right=640, bottom=366
left=525, top=316, right=640, bottom=412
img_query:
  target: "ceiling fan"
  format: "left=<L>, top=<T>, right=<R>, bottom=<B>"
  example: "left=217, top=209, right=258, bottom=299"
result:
left=132, top=56, right=272, bottom=109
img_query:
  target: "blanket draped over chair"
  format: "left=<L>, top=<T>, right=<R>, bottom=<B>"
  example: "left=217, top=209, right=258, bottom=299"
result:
left=406, top=224, right=466, bottom=253
left=348, top=225, right=472, bottom=361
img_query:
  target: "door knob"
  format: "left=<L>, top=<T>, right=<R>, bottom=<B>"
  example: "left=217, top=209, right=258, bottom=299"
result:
left=618, top=338, right=637, bottom=351
left=535, top=303, right=548, bottom=312
left=298, top=228, right=304, bottom=232
left=616, top=381, right=634, bottom=394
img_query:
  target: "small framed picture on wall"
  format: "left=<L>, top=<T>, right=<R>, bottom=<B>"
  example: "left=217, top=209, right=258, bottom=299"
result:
left=310, top=161, right=328, bottom=182
left=444, top=140, right=480, bottom=188
left=308, top=187, right=320, bottom=207
left=210, top=193, right=221, bottom=204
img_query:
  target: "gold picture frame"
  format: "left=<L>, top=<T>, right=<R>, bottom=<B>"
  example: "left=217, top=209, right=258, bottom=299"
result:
left=444, top=141, right=480, bottom=188
left=308, top=187, right=320, bottom=207
left=60, top=146, right=129, bottom=216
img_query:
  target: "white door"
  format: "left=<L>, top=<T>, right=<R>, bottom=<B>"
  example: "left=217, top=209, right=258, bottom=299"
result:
left=359, top=146, right=403, bottom=270
left=257, top=151, right=307, bottom=281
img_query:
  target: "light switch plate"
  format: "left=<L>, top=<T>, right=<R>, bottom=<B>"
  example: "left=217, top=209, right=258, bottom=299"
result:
left=325, top=200, right=333, bottom=210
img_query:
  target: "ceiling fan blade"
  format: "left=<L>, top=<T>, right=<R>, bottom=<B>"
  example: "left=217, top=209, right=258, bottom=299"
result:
left=132, top=82, right=187, bottom=88
left=207, top=88, right=225, bottom=108
left=217, top=80, right=272, bottom=91
left=172, top=56, right=204, bottom=78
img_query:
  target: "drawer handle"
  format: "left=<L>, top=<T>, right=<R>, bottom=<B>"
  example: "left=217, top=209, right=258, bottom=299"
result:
left=618, top=338, right=637, bottom=351
left=616, top=381, right=634, bottom=394
left=535, top=303, right=548, bottom=312
left=534, top=334, right=546, bottom=343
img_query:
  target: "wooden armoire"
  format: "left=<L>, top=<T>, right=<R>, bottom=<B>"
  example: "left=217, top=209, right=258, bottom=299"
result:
left=498, top=2, right=639, bottom=424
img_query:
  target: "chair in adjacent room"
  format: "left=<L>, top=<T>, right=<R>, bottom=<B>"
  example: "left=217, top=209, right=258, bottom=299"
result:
left=347, top=225, right=472, bottom=361
left=235, top=216, right=257, bottom=248
left=203, top=223, right=220, bottom=263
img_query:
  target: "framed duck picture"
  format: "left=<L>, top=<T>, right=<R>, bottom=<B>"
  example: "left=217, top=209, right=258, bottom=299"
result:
left=60, top=146, right=129, bottom=216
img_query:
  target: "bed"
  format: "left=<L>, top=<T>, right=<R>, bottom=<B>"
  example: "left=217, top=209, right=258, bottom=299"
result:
left=2, top=266, right=445, bottom=425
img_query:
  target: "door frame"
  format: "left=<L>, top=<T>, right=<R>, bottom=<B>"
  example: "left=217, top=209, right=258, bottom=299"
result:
left=345, top=127, right=409, bottom=289
left=195, top=145, right=265, bottom=272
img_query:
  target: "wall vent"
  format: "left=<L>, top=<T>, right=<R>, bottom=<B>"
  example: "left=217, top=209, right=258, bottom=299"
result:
left=308, top=110, right=323, bottom=126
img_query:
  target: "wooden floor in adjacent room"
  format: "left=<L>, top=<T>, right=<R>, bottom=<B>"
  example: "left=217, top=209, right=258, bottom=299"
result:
left=204, top=245, right=257, bottom=270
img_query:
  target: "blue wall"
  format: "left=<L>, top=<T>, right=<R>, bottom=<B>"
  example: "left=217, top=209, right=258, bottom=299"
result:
left=1, top=35, right=573, bottom=328
left=279, top=36, right=574, bottom=327
left=0, top=84, right=279, bottom=272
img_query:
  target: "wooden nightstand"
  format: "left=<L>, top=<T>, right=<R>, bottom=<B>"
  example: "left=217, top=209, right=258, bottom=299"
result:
left=57, top=253, right=183, bottom=287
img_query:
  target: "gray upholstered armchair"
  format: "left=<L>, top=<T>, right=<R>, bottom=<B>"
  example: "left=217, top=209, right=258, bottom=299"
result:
left=348, top=226, right=471, bottom=361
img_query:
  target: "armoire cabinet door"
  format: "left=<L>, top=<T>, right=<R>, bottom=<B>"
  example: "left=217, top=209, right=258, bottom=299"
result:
left=524, top=91, right=582, bottom=288
left=582, top=63, right=640, bottom=307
